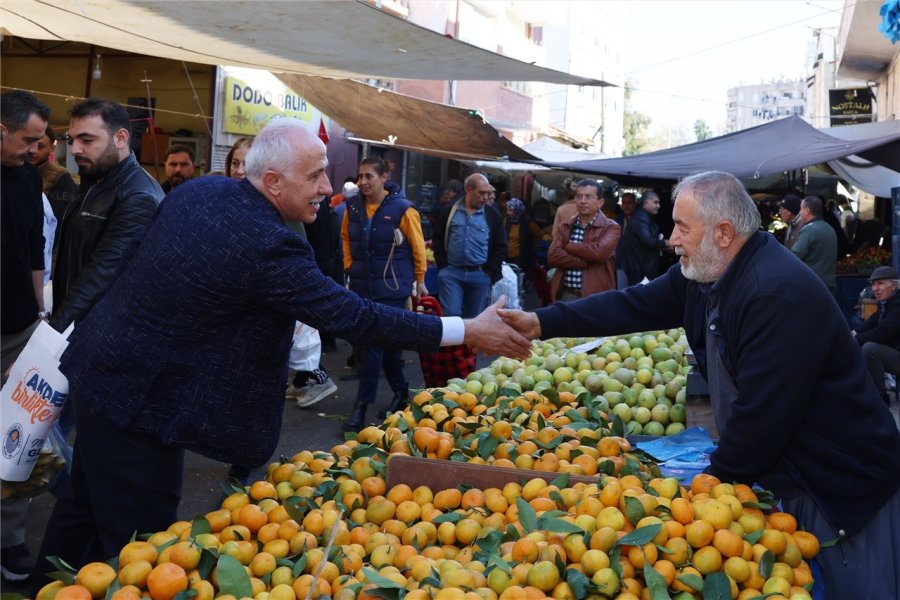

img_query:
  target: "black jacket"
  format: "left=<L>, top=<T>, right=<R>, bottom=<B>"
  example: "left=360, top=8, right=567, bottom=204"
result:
left=536, top=232, right=900, bottom=537
left=51, top=153, right=164, bottom=331
left=433, top=199, right=506, bottom=283
left=856, top=290, right=900, bottom=351
left=1, top=162, right=45, bottom=334
left=506, top=213, right=540, bottom=273
left=305, top=197, right=341, bottom=280
left=617, top=207, right=666, bottom=284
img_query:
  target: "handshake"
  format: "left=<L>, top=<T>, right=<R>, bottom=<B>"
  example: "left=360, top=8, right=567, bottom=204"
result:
left=461, top=296, right=543, bottom=360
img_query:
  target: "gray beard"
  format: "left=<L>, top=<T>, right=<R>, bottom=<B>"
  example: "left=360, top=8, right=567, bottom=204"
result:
left=679, top=234, right=729, bottom=283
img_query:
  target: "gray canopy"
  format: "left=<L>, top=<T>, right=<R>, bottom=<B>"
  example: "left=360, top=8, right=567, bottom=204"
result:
left=538, top=117, right=900, bottom=192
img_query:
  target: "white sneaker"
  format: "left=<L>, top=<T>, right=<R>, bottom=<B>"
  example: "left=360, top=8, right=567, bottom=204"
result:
left=296, top=378, right=338, bottom=407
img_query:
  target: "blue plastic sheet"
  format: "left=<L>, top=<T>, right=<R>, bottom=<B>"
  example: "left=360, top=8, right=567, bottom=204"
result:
left=634, top=426, right=716, bottom=482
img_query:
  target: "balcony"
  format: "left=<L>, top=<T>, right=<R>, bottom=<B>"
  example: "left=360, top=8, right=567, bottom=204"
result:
left=836, top=0, right=897, bottom=80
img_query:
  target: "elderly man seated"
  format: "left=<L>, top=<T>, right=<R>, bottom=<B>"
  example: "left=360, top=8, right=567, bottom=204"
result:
left=854, top=266, right=900, bottom=405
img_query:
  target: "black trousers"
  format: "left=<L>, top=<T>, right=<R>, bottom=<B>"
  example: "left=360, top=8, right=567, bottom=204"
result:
left=31, top=396, right=183, bottom=593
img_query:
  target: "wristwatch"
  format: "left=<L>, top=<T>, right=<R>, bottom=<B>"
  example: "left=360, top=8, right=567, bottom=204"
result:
left=38, top=310, right=51, bottom=319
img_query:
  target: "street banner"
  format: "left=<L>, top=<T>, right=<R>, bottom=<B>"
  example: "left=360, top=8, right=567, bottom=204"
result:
left=224, top=75, right=313, bottom=135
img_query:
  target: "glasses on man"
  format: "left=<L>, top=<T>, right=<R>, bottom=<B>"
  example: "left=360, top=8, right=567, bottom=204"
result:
left=575, top=194, right=597, bottom=201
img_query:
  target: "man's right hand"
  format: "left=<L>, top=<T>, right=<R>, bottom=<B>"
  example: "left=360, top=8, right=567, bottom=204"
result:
left=496, top=308, right=542, bottom=339
left=463, top=296, right=532, bottom=359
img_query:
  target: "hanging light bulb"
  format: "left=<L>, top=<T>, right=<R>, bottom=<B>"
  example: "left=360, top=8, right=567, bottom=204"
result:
left=92, top=54, right=102, bottom=80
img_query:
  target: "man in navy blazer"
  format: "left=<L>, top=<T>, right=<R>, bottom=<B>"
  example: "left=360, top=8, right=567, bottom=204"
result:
left=32, top=119, right=531, bottom=588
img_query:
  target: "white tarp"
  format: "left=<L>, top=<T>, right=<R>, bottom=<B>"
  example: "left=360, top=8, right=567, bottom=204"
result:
left=522, top=137, right=607, bottom=162
left=824, top=121, right=900, bottom=197
left=0, top=0, right=611, bottom=86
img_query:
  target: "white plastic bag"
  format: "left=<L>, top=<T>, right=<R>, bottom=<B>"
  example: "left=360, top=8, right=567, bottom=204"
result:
left=1, top=425, right=69, bottom=499
left=491, top=263, right=521, bottom=310
left=289, top=321, right=321, bottom=372
left=1, top=321, right=71, bottom=482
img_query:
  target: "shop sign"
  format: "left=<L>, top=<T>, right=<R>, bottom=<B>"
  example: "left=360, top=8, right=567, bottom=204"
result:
left=224, top=76, right=312, bottom=135
left=829, top=88, right=873, bottom=126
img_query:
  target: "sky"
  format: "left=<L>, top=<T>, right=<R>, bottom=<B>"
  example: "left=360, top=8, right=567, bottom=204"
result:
left=622, top=0, right=844, bottom=138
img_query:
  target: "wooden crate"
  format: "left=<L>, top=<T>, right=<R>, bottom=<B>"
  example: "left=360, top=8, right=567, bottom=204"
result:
left=385, top=454, right=598, bottom=492
left=686, top=396, right=717, bottom=440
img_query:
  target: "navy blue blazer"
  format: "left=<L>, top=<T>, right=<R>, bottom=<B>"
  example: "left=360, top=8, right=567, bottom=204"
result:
left=60, top=177, right=442, bottom=466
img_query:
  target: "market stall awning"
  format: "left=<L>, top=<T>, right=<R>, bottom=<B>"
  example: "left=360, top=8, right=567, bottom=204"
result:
left=277, top=75, right=539, bottom=162
left=0, top=0, right=610, bottom=86
left=822, top=121, right=900, bottom=197
left=538, top=117, right=900, bottom=185
left=522, top=136, right=607, bottom=162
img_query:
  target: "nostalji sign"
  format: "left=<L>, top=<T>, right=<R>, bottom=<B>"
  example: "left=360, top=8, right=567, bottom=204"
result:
left=829, top=88, right=873, bottom=126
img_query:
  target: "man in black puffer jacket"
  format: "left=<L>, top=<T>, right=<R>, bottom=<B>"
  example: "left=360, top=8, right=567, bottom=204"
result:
left=854, top=266, right=900, bottom=405
left=51, top=98, right=164, bottom=333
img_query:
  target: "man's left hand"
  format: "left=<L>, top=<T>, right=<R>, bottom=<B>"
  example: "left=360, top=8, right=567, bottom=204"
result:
left=464, top=295, right=532, bottom=359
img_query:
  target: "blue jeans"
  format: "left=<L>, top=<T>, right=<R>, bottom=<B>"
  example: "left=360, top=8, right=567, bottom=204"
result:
left=438, top=266, right=491, bottom=318
left=356, top=297, right=408, bottom=405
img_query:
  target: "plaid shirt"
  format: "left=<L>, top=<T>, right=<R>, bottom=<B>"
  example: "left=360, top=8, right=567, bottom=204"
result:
left=419, top=344, right=476, bottom=387
left=564, top=214, right=597, bottom=290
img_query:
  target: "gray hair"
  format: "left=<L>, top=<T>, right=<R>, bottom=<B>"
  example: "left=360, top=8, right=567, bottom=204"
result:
left=464, top=172, right=488, bottom=191
left=244, top=118, right=313, bottom=180
left=674, top=171, right=760, bottom=238
left=802, top=195, right=824, bottom=219
left=638, top=190, right=659, bottom=204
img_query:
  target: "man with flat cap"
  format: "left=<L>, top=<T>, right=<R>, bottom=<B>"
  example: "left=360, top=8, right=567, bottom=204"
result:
left=778, top=194, right=803, bottom=249
left=854, top=265, right=900, bottom=405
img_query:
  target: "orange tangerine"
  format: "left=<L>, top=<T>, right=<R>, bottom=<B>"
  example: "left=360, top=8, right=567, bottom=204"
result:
left=75, top=562, right=117, bottom=599
left=692, top=546, right=723, bottom=575
left=146, top=563, right=189, bottom=600
left=684, top=520, right=714, bottom=549
left=767, top=512, right=798, bottom=534
left=54, top=586, right=93, bottom=600
left=690, top=473, right=721, bottom=496
left=792, top=530, right=820, bottom=560
left=712, top=529, right=744, bottom=558
left=433, top=488, right=463, bottom=510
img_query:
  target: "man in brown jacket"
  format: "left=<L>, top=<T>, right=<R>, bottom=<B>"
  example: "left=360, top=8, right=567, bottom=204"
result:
left=548, top=179, right=620, bottom=301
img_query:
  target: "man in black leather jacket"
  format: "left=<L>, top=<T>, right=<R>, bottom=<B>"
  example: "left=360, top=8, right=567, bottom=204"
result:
left=50, top=98, right=164, bottom=333
left=617, top=191, right=668, bottom=285
left=854, top=265, right=900, bottom=405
